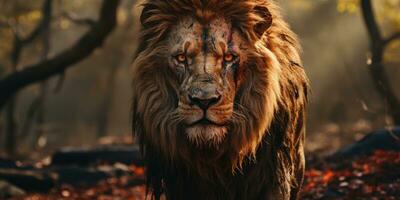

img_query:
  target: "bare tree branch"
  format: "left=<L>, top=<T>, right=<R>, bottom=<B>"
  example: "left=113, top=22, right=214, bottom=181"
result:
left=0, top=0, right=120, bottom=111
left=19, top=97, right=41, bottom=140
left=10, top=0, right=52, bottom=68
left=384, top=32, right=400, bottom=46
left=61, top=11, right=96, bottom=27
left=52, top=72, right=66, bottom=93
left=22, top=0, right=52, bottom=46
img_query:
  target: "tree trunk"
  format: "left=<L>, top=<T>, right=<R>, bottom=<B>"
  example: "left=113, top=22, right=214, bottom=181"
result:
left=5, top=99, right=16, bottom=156
left=33, top=83, right=47, bottom=149
left=96, top=62, right=119, bottom=137
left=3, top=0, right=53, bottom=156
left=361, top=0, right=400, bottom=125
left=5, top=35, right=21, bottom=157
left=33, top=17, right=51, bottom=150
left=368, top=61, right=400, bottom=125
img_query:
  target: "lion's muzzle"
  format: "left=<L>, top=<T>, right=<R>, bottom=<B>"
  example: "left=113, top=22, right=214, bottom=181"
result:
left=179, top=74, right=232, bottom=145
left=187, top=77, right=221, bottom=110
left=183, top=74, right=227, bottom=124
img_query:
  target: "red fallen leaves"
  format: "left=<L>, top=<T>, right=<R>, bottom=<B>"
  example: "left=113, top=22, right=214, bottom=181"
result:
left=12, top=165, right=148, bottom=200
left=322, top=170, right=335, bottom=184
left=301, top=150, right=400, bottom=200
left=302, top=169, right=334, bottom=192
left=14, top=184, right=148, bottom=200
left=12, top=150, right=400, bottom=200
left=130, top=165, right=145, bottom=177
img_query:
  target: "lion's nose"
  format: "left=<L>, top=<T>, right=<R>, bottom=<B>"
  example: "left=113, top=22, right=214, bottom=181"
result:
left=188, top=93, right=221, bottom=110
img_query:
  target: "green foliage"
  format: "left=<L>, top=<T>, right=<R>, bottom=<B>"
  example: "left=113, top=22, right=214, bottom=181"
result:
left=375, top=0, right=400, bottom=62
left=385, top=39, right=400, bottom=62
left=337, top=0, right=359, bottom=13
left=337, top=0, right=400, bottom=31
left=381, top=0, right=400, bottom=29
left=0, top=1, right=43, bottom=71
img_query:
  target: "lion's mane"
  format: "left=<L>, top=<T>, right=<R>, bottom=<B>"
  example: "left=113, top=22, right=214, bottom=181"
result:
left=131, top=0, right=309, bottom=199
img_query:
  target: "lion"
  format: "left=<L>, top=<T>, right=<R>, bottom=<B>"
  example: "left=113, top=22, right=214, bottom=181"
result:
left=131, top=0, right=309, bottom=199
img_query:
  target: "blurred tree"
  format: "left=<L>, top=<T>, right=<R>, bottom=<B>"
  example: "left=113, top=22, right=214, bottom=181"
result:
left=96, top=0, right=137, bottom=137
left=0, top=0, right=120, bottom=156
left=335, top=0, right=400, bottom=125
left=33, top=7, right=52, bottom=150
left=0, top=0, right=119, bottom=110
left=360, top=0, right=400, bottom=125
left=4, top=0, right=52, bottom=156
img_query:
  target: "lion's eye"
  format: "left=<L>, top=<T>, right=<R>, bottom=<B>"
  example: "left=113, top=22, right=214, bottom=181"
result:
left=176, top=54, right=187, bottom=63
left=224, top=54, right=234, bottom=62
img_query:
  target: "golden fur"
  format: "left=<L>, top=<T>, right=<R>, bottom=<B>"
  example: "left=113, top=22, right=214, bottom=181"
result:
left=131, top=0, right=309, bottom=199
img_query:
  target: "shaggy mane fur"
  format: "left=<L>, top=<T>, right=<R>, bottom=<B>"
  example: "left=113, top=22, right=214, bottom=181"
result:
left=131, top=0, right=309, bottom=199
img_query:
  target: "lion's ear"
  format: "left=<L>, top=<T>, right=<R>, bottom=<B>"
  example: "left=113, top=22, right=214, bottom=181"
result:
left=140, top=4, right=157, bottom=27
left=253, top=6, right=272, bottom=38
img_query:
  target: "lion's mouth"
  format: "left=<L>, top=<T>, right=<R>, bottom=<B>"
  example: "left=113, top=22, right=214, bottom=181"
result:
left=185, top=116, right=228, bottom=145
left=190, top=117, right=225, bottom=127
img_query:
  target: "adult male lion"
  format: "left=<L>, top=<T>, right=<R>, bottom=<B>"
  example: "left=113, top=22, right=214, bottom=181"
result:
left=131, top=0, right=309, bottom=199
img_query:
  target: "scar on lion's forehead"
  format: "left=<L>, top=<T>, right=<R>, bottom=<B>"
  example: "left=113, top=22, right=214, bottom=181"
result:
left=208, top=18, right=232, bottom=41
left=170, top=17, right=233, bottom=50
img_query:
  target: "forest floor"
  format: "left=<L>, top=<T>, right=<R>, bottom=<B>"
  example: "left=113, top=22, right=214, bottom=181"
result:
left=301, top=150, right=399, bottom=200
left=5, top=149, right=398, bottom=200
left=1, top=130, right=399, bottom=200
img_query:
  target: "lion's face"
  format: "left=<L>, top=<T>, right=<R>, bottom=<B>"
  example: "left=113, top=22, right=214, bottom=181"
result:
left=167, top=17, right=248, bottom=145
left=133, top=0, right=284, bottom=163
